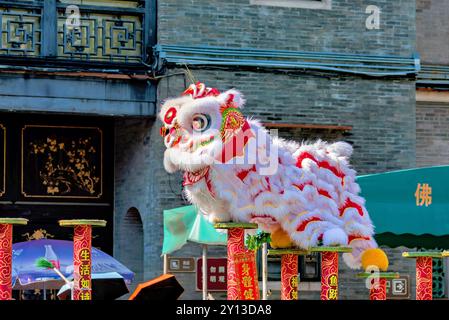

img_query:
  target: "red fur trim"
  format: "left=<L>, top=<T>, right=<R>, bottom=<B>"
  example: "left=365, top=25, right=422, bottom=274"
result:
left=296, top=152, right=315, bottom=168
left=292, top=182, right=312, bottom=191
left=318, top=189, right=332, bottom=198
left=226, top=93, right=235, bottom=105
left=250, top=214, right=277, bottom=222
left=205, top=170, right=215, bottom=198
left=296, top=217, right=322, bottom=232
left=348, top=235, right=370, bottom=243
left=182, top=82, right=220, bottom=99
left=182, top=167, right=209, bottom=186
left=339, top=198, right=364, bottom=217
left=265, top=177, right=271, bottom=192
left=296, top=151, right=345, bottom=185
left=236, top=165, right=256, bottom=182
left=319, top=160, right=345, bottom=180
left=293, top=183, right=332, bottom=199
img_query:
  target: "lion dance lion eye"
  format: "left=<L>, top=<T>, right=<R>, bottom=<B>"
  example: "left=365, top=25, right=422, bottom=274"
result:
left=192, top=114, right=211, bottom=132
left=164, top=107, right=177, bottom=125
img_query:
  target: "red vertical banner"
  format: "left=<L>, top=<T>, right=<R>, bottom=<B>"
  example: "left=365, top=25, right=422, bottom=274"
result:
left=0, top=224, right=13, bottom=300
left=234, top=251, right=260, bottom=300
left=416, top=256, right=433, bottom=300
left=227, top=227, right=244, bottom=300
left=281, top=254, right=298, bottom=300
left=321, top=251, right=338, bottom=300
left=73, top=225, right=92, bottom=300
left=370, top=277, right=387, bottom=300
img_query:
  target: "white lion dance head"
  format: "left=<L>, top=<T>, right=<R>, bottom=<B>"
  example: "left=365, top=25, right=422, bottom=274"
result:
left=160, top=82, right=383, bottom=269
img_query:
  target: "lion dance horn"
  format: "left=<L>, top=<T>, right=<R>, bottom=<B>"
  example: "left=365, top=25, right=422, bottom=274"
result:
left=182, top=82, right=220, bottom=99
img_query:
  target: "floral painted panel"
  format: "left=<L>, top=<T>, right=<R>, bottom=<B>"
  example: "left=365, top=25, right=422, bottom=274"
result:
left=21, top=125, right=103, bottom=199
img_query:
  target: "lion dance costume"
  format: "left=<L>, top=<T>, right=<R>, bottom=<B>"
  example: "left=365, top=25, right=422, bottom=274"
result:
left=160, top=82, right=379, bottom=269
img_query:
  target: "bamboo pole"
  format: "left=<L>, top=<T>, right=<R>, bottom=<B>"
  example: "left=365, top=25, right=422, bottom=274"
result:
left=262, top=243, right=268, bottom=300
left=202, top=244, right=208, bottom=300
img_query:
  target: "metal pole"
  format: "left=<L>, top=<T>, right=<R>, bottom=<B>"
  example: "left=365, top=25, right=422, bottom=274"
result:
left=202, top=245, right=208, bottom=300
left=262, top=243, right=268, bottom=300
left=163, top=254, right=168, bottom=274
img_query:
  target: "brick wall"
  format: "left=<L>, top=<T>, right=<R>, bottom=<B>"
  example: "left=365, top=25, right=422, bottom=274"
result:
left=113, top=112, right=418, bottom=299
left=158, top=0, right=416, bottom=56
left=113, top=0, right=419, bottom=299
left=416, top=103, right=449, bottom=167
left=153, top=68, right=417, bottom=298
left=417, top=0, right=449, bottom=65
left=114, top=118, right=180, bottom=282
left=157, top=70, right=416, bottom=174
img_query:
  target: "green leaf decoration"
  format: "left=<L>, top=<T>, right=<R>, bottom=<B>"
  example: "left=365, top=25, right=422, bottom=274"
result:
left=35, top=257, right=55, bottom=269
left=246, top=231, right=271, bottom=251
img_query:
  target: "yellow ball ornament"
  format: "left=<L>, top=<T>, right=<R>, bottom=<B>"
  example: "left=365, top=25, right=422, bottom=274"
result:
left=361, top=248, right=389, bottom=271
left=270, top=228, right=294, bottom=249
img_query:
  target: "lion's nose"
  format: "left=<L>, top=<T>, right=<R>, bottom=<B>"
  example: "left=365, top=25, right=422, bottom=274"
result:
left=160, top=126, right=168, bottom=138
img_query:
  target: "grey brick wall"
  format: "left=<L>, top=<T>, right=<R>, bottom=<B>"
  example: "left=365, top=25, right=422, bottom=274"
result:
left=157, top=70, right=416, bottom=174
left=417, top=0, right=449, bottom=65
left=114, top=118, right=181, bottom=283
left=153, top=69, right=417, bottom=298
left=416, top=103, right=449, bottom=167
left=158, top=0, right=416, bottom=56
left=113, top=0, right=419, bottom=300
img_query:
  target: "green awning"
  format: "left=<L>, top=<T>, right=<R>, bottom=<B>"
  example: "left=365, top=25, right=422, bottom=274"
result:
left=163, top=166, right=449, bottom=252
left=162, top=205, right=227, bottom=255
left=357, top=165, right=449, bottom=248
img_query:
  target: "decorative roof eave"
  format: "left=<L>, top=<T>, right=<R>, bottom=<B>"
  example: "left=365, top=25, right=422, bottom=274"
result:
left=152, top=44, right=420, bottom=78
left=417, top=64, right=449, bottom=90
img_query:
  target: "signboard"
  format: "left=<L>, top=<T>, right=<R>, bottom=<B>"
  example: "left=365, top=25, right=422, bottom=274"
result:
left=167, top=257, right=195, bottom=273
left=196, top=258, right=227, bottom=291
left=234, top=251, right=260, bottom=300
left=386, top=275, right=410, bottom=299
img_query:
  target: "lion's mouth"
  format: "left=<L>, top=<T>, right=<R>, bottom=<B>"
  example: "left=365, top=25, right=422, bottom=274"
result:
left=183, top=167, right=210, bottom=186
left=187, top=135, right=216, bottom=152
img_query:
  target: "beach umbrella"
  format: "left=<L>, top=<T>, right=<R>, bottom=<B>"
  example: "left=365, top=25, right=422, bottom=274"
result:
left=12, top=239, right=134, bottom=290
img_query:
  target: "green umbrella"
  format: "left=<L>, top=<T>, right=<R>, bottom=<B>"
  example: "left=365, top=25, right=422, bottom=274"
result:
left=162, top=205, right=226, bottom=255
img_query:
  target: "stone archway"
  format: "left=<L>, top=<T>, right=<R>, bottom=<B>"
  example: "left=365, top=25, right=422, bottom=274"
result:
left=119, top=207, right=144, bottom=285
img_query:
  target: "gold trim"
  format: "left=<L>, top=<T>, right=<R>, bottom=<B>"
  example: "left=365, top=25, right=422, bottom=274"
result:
left=0, top=124, right=5, bottom=197
left=0, top=218, right=28, bottom=225
left=268, top=249, right=309, bottom=256
left=21, top=125, right=103, bottom=199
left=402, top=251, right=444, bottom=259
left=356, top=272, right=400, bottom=279
left=59, top=219, right=107, bottom=227
left=214, top=222, right=258, bottom=230
left=310, top=246, right=353, bottom=253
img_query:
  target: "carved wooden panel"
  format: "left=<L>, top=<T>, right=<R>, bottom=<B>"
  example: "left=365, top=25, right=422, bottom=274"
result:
left=0, top=6, right=42, bottom=56
left=21, top=125, right=103, bottom=200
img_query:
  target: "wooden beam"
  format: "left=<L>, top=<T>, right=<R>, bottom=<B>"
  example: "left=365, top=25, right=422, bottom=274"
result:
left=416, top=90, right=449, bottom=104
left=262, top=123, right=352, bottom=131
